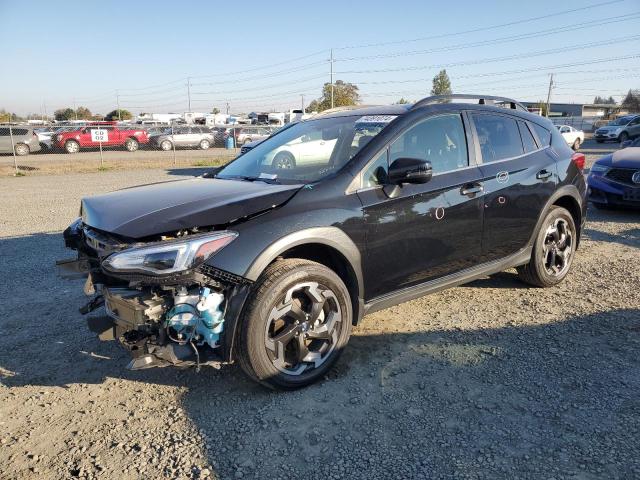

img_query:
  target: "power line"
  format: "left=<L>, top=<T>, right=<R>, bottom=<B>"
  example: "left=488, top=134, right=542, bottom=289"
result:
left=335, top=13, right=640, bottom=62
left=336, top=36, right=640, bottom=74
left=335, top=0, right=625, bottom=50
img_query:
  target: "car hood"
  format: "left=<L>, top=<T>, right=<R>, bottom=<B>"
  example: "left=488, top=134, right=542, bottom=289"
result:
left=595, top=148, right=640, bottom=168
left=81, top=177, right=302, bottom=238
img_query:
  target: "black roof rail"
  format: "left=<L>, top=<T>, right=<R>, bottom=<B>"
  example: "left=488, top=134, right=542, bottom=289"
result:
left=412, top=94, right=527, bottom=112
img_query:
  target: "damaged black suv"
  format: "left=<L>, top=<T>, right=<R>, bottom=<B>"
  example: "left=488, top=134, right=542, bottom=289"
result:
left=59, top=95, right=586, bottom=390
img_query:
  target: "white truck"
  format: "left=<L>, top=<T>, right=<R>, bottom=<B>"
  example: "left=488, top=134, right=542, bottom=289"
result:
left=555, top=125, right=585, bottom=150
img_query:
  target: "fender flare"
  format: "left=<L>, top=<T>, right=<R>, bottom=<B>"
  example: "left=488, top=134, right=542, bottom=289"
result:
left=528, top=184, right=585, bottom=249
left=244, top=226, right=364, bottom=301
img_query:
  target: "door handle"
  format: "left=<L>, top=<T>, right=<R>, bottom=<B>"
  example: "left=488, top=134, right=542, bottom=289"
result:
left=460, top=183, right=484, bottom=196
left=536, top=169, right=553, bottom=180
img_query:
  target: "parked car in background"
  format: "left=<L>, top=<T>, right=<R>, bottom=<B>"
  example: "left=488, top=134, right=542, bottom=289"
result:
left=236, top=126, right=274, bottom=145
left=594, top=114, right=640, bottom=143
left=588, top=139, right=640, bottom=209
left=0, top=125, right=42, bottom=155
left=555, top=125, right=584, bottom=150
left=35, top=128, right=54, bottom=150
left=59, top=95, right=587, bottom=389
left=239, top=122, right=299, bottom=155
left=53, top=123, right=149, bottom=153
left=152, top=125, right=214, bottom=150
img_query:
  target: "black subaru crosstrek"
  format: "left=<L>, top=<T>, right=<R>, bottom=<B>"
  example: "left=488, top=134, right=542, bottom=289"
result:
left=59, top=95, right=587, bottom=390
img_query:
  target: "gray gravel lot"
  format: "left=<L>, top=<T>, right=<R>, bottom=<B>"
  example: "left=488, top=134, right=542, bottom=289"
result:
left=0, top=159, right=639, bottom=480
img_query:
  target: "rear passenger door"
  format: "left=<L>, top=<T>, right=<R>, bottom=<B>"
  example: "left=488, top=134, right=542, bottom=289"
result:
left=470, top=113, right=557, bottom=262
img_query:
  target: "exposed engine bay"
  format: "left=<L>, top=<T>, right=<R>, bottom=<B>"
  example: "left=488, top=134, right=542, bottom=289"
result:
left=58, top=218, right=250, bottom=371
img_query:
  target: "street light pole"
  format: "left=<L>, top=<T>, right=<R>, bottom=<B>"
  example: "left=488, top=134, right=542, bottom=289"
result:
left=187, top=77, right=191, bottom=113
left=301, top=94, right=304, bottom=112
left=116, top=90, right=121, bottom=121
left=330, top=49, right=334, bottom=109
left=545, top=74, right=554, bottom=118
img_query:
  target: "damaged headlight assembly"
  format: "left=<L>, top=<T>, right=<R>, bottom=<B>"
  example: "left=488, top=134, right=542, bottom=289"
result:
left=102, top=231, right=237, bottom=276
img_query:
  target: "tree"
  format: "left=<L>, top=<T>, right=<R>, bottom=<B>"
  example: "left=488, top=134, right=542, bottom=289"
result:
left=621, top=89, right=640, bottom=112
left=75, top=106, right=93, bottom=120
left=54, top=108, right=75, bottom=121
left=309, top=80, right=360, bottom=112
left=593, top=96, right=617, bottom=105
left=535, top=100, right=548, bottom=117
left=395, top=98, right=410, bottom=104
left=211, top=107, right=220, bottom=114
left=105, top=109, right=132, bottom=121
left=0, top=109, right=11, bottom=122
left=431, top=69, right=452, bottom=96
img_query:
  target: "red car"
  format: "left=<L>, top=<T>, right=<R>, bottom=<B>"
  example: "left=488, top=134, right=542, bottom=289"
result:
left=53, top=122, right=149, bottom=153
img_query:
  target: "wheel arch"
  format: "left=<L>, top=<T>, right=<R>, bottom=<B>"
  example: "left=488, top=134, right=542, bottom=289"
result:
left=537, top=185, right=585, bottom=248
left=244, top=227, right=365, bottom=324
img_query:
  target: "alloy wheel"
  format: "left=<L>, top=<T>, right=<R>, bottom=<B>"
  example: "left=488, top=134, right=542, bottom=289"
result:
left=542, top=218, right=573, bottom=276
left=264, top=282, right=342, bottom=376
left=274, top=153, right=295, bottom=169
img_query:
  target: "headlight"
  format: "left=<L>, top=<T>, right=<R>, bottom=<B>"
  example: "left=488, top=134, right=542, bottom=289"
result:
left=102, top=231, right=237, bottom=275
left=590, top=164, right=609, bottom=174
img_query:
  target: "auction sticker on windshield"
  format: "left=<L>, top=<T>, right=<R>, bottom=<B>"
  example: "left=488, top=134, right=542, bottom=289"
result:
left=355, top=115, right=397, bottom=125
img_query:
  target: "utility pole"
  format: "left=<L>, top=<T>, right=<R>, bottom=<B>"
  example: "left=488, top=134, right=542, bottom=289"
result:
left=301, top=94, right=305, bottom=112
left=187, top=77, right=192, bottom=112
left=73, top=97, right=78, bottom=120
left=545, top=74, right=554, bottom=118
left=116, top=90, right=121, bottom=121
left=330, top=48, right=334, bottom=109
left=226, top=102, right=230, bottom=115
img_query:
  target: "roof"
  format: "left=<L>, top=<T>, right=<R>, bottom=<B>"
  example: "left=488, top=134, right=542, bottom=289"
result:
left=311, top=104, right=411, bottom=118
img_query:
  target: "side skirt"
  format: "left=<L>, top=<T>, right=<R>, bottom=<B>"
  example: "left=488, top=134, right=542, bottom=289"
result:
left=363, top=246, right=532, bottom=315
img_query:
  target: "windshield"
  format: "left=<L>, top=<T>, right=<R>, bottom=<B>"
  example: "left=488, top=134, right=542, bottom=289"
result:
left=216, top=115, right=395, bottom=184
left=608, top=116, right=633, bottom=126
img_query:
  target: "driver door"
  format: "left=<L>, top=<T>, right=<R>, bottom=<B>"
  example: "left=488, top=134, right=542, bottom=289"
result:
left=356, top=112, right=484, bottom=300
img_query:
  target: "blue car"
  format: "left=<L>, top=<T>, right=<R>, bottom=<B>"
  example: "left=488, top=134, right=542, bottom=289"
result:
left=588, top=137, right=640, bottom=209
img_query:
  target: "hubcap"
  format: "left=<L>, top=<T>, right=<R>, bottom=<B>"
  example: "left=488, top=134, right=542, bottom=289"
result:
left=542, top=218, right=573, bottom=276
left=274, top=154, right=294, bottom=169
left=265, top=282, right=341, bottom=376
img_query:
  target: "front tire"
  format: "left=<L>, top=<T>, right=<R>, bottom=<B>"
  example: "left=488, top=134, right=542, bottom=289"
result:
left=14, top=143, right=30, bottom=156
left=517, top=206, right=576, bottom=287
left=125, top=138, right=139, bottom=152
left=618, top=132, right=629, bottom=143
left=65, top=140, right=80, bottom=154
left=237, top=259, right=352, bottom=390
left=199, top=139, right=210, bottom=150
left=160, top=140, right=173, bottom=151
left=273, top=151, right=296, bottom=169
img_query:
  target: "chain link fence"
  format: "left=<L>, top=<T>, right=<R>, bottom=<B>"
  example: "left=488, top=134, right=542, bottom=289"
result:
left=0, top=122, right=243, bottom=176
left=549, top=116, right=610, bottom=132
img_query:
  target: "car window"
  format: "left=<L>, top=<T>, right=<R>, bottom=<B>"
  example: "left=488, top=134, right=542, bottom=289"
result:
left=560, top=126, right=570, bottom=133
left=361, top=149, right=389, bottom=188
left=531, top=123, right=551, bottom=147
left=389, top=113, right=468, bottom=174
left=518, top=121, right=538, bottom=153
left=472, top=114, right=524, bottom=162
left=629, top=117, right=640, bottom=125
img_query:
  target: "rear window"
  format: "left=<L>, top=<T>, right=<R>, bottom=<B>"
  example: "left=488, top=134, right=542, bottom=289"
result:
left=531, top=123, right=551, bottom=147
left=472, top=113, right=524, bottom=162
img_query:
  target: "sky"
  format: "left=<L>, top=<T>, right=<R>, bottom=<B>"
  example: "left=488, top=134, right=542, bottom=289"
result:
left=0, top=0, right=639, bottom=117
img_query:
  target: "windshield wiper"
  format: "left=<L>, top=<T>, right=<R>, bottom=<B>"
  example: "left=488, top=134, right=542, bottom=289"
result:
left=216, top=174, right=280, bottom=184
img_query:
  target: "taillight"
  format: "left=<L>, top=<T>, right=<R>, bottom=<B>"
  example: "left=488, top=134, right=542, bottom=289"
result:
left=571, top=152, right=586, bottom=171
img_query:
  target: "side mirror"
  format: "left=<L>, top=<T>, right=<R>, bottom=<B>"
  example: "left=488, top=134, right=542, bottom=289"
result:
left=388, top=157, right=432, bottom=185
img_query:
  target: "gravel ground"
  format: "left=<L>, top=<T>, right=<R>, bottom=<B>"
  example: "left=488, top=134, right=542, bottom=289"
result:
left=0, top=159, right=639, bottom=480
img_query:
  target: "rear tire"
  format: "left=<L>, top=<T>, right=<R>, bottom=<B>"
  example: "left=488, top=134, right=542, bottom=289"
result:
left=160, top=140, right=172, bottom=151
left=65, top=140, right=80, bottom=154
left=199, top=139, right=210, bottom=150
left=618, top=132, right=629, bottom=143
left=273, top=151, right=296, bottom=169
left=14, top=143, right=29, bottom=156
left=237, top=259, right=352, bottom=390
left=125, top=138, right=139, bottom=152
left=517, top=206, right=576, bottom=287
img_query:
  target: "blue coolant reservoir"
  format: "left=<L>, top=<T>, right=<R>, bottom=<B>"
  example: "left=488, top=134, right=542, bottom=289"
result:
left=195, top=288, right=225, bottom=347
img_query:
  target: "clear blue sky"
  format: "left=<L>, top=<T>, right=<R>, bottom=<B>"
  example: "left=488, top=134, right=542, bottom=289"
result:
left=1, top=0, right=639, bottom=116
